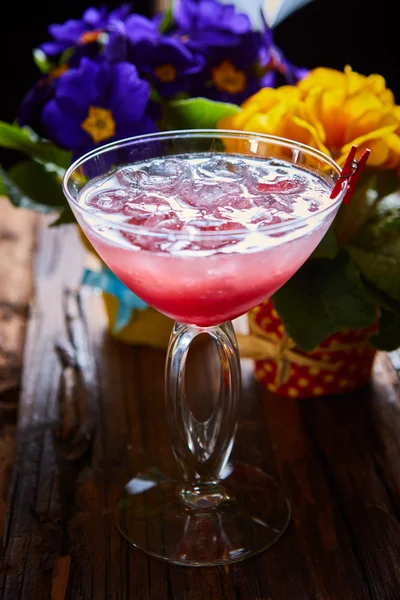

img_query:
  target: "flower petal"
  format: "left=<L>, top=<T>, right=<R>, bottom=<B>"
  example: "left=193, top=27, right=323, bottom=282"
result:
left=42, top=99, right=89, bottom=150
left=48, top=21, right=84, bottom=43
left=40, top=41, right=67, bottom=56
left=55, top=58, right=100, bottom=113
left=125, top=14, right=158, bottom=42
left=340, top=124, right=400, bottom=167
left=291, top=115, right=330, bottom=155
left=115, top=116, right=158, bottom=141
left=344, top=107, right=397, bottom=146
left=109, top=63, right=150, bottom=124
left=305, top=88, right=346, bottom=149
left=299, top=67, right=346, bottom=95
left=82, top=7, right=105, bottom=28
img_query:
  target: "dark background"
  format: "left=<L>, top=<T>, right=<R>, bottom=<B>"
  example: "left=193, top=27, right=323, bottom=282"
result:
left=0, top=0, right=398, bottom=126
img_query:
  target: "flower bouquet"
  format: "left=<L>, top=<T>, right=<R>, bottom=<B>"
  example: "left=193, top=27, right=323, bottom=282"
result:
left=0, top=1, right=399, bottom=396
left=0, top=0, right=303, bottom=348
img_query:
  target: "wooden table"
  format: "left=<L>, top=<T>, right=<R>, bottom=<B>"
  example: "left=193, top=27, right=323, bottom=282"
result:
left=1, top=199, right=400, bottom=599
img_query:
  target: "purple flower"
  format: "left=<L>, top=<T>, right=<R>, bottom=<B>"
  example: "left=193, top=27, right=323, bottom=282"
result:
left=107, top=16, right=204, bottom=97
left=106, top=15, right=160, bottom=62
left=41, top=4, right=132, bottom=57
left=42, top=58, right=157, bottom=156
left=179, top=5, right=307, bottom=104
left=173, top=0, right=251, bottom=49
left=189, top=31, right=266, bottom=104
left=135, top=37, right=204, bottom=97
left=18, top=65, right=69, bottom=127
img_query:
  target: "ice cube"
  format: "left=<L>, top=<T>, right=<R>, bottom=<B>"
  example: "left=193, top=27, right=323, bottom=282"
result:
left=254, top=194, right=295, bottom=214
left=195, top=157, right=248, bottom=182
left=86, top=189, right=129, bottom=213
left=115, top=168, right=150, bottom=189
left=144, top=212, right=184, bottom=232
left=147, top=158, right=192, bottom=181
left=180, top=181, right=242, bottom=208
left=252, top=214, right=283, bottom=227
left=123, top=195, right=170, bottom=217
left=123, top=211, right=184, bottom=253
left=121, top=207, right=150, bottom=226
left=116, top=159, right=192, bottom=195
left=307, top=199, right=322, bottom=212
left=255, top=177, right=306, bottom=195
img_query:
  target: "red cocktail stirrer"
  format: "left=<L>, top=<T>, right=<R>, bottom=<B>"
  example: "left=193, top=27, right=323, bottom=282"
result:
left=330, top=144, right=371, bottom=204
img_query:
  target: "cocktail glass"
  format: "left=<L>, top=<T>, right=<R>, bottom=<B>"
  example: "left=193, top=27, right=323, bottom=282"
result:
left=63, top=130, right=348, bottom=566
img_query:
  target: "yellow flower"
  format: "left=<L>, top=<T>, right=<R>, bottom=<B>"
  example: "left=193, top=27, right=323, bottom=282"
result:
left=219, top=66, right=400, bottom=170
left=298, top=66, right=394, bottom=105
left=219, top=86, right=330, bottom=157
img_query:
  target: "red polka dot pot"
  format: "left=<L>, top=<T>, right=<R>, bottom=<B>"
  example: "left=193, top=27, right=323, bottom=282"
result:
left=239, top=299, right=377, bottom=398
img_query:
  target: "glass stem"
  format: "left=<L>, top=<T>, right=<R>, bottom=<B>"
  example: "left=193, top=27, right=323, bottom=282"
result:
left=165, top=321, right=241, bottom=510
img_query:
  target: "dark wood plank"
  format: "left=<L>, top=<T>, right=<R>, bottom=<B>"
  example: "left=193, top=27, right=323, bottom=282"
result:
left=302, top=389, right=400, bottom=600
left=0, top=198, right=38, bottom=397
left=0, top=224, right=87, bottom=600
left=0, top=199, right=38, bottom=575
left=262, top=394, right=371, bottom=600
left=1, top=222, right=400, bottom=599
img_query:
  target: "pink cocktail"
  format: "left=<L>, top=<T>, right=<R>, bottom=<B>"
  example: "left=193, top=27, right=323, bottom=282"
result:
left=78, top=152, right=334, bottom=326
left=63, top=131, right=348, bottom=566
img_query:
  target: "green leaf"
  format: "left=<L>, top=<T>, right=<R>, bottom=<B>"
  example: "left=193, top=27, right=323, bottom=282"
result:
left=311, top=227, right=338, bottom=259
left=166, top=97, right=240, bottom=130
left=370, top=307, right=400, bottom=351
left=8, top=160, right=66, bottom=209
left=272, top=252, right=377, bottom=351
left=335, top=170, right=399, bottom=245
left=158, top=7, right=174, bottom=33
left=384, top=216, right=400, bottom=230
left=346, top=193, right=400, bottom=302
left=33, top=48, right=55, bottom=74
left=1, top=160, right=75, bottom=226
left=0, top=164, right=61, bottom=214
left=60, top=47, right=75, bottom=65
left=149, top=87, right=162, bottom=103
left=355, top=193, right=400, bottom=246
left=49, top=203, right=76, bottom=227
left=0, top=121, right=39, bottom=149
left=0, top=176, right=6, bottom=196
left=347, top=242, right=400, bottom=303
left=0, top=121, right=71, bottom=169
left=361, top=280, right=400, bottom=350
left=342, top=188, right=400, bottom=303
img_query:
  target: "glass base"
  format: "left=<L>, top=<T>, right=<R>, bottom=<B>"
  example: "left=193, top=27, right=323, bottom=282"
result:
left=116, top=462, right=291, bottom=566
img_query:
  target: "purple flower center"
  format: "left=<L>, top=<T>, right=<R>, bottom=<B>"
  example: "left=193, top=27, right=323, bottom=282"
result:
left=81, top=106, right=116, bottom=143
left=154, top=63, right=178, bottom=83
left=79, top=29, right=104, bottom=45
left=211, top=60, right=246, bottom=94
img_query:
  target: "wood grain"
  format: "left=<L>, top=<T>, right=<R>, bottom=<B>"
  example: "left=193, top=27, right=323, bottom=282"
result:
left=0, top=222, right=399, bottom=599
left=0, top=198, right=38, bottom=577
left=0, top=198, right=38, bottom=397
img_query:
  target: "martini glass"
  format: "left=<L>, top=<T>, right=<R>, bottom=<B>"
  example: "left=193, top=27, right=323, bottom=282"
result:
left=63, top=130, right=348, bottom=566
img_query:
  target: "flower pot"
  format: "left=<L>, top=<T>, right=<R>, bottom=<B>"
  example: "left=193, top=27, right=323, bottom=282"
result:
left=238, top=299, right=377, bottom=398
